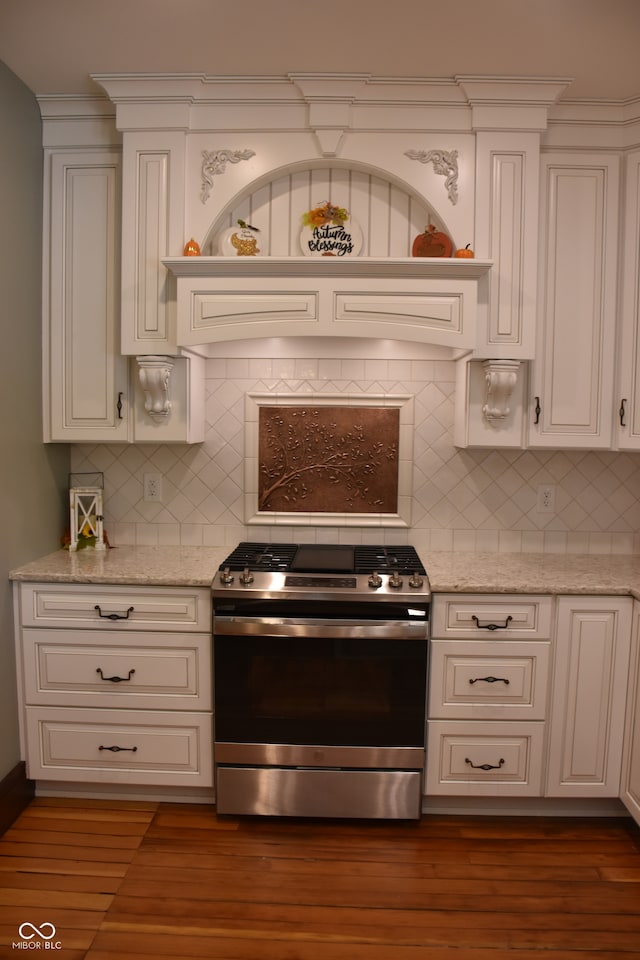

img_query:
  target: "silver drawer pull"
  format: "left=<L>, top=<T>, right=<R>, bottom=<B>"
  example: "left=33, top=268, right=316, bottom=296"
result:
left=469, top=675, right=510, bottom=686
left=471, top=615, right=513, bottom=631
left=96, top=668, right=135, bottom=683
left=98, top=745, right=138, bottom=753
left=465, top=757, right=505, bottom=771
left=95, top=605, right=134, bottom=621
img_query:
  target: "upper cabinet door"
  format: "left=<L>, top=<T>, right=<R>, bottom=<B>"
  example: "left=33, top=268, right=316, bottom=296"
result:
left=45, top=150, right=129, bottom=442
left=529, top=154, right=620, bottom=448
left=616, top=149, right=640, bottom=450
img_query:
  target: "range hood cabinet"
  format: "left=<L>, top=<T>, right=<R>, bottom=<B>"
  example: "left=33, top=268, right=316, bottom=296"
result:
left=162, top=255, right=493, bottom=354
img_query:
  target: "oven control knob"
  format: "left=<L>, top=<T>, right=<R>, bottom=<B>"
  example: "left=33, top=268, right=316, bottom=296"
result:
left=219, top=567, right=234, bottom=585
left=368, top=571, right=383, bottom=589
left=240, top=567, right=254, bottom=585
left=388, top=571, right=403, bottom=589
left=409, top=571, right=424, bottom=589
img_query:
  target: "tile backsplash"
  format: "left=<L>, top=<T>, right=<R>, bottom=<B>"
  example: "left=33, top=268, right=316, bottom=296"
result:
left=71, top=350, right=640, bottom=555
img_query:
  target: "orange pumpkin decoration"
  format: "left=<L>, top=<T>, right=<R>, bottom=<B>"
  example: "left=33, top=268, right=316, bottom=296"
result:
left=455, top=244, right=474, bottom=258
left=183, top=238, right=201, bottom=256
left=412, top=224, right=453, bottom=258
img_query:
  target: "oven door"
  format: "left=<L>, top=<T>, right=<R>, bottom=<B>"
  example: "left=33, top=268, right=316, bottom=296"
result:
left=213, top=601, right=428, bottom=766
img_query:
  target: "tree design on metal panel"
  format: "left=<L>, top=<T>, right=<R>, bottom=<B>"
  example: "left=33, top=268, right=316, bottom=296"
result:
left=258, top=406, right=399, bottom=513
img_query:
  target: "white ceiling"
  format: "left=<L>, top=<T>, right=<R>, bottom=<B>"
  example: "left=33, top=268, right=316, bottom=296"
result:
left=1, top=0, right=640, bottom=102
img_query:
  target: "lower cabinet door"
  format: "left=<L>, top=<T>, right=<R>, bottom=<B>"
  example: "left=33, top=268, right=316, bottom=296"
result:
left=425, top=721, right=544, bottom=796
left=621, top=603, right=640, bottom=825
left=25, top=707, right=213, bottom=786
left=546, top=597, right=632, bottom=797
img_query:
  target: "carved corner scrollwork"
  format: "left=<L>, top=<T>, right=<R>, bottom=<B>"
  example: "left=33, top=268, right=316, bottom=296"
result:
left=404, top=148, right=459, bottom=205
left=200, top=149, right=256, bottom=204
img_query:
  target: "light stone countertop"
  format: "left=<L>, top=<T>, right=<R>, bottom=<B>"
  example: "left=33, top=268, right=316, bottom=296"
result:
left=8, top=546, right=229, bottom=587
left=9, top=546, right=640, bottom=600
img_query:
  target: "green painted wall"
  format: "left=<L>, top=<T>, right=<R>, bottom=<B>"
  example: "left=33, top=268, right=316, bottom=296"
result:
left=0, top=60, right=69, bottom=778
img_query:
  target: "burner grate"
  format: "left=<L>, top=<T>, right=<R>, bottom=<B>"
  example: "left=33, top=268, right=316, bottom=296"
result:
left=219, top=542, right=426, bottom=576
left=220, top=542, right=298, bottom=571
left=353, top=546, right=426, bottom=576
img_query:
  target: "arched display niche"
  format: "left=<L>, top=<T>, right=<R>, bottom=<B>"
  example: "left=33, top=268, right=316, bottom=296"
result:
left=164, top=155, right=495, bottom=416
left=199, top=158, right=453, bottom=259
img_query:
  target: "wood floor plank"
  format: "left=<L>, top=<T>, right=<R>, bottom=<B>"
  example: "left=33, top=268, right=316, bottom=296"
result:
left=11, top=814, right=151, bottom=837
left=0, top=871, right=122, bottom=894
left=20, top=805, right=155, bottom=824
left=0, top=841, right=138, bottom=864
left=0, top=887, right=112, bottom=911
left=33, top=796, right=158, bottom=811
left=2, top=827, right=144, bottom=850
left=0, top=904, right=105, bottom=927
left=113, top=857, right=601, bottom=885
left=0, top=855, right=128, bottom=878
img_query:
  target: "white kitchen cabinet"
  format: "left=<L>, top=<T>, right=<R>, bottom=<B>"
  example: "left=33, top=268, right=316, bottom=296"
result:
left=427, top=594, right=552, bottom=797
left=473, top=132, right=541, bottom=360
left=620, top=601, right=640, bottom=825
left=529, top=153, right=620, bottom=448
left=120, top=131, right=186, bottom=356
left=43, top=148, right=204, bottom=445
left=616, top=148, right=640, bottom=450
left=13, top=581, right=214, bottom=794
left=546, top=596, right=632, bottom=798
left=44, top=149, right=129, bottom=443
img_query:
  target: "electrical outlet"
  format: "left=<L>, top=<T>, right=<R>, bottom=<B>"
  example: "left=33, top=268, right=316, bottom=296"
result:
left=143, top=473, right=163, bottom=503
left=536, top=483, right=556, bottom=514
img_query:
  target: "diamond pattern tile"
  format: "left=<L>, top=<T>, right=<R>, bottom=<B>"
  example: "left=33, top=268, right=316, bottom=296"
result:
left=69, top=354, right=640, bottom=554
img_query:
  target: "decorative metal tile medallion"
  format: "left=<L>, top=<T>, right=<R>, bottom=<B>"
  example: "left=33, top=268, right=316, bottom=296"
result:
left=245, top=393, right=414, bottom=527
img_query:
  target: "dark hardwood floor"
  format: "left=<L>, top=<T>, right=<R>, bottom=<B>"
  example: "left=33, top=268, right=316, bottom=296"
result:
left=0, top=797, right=639, bottom=958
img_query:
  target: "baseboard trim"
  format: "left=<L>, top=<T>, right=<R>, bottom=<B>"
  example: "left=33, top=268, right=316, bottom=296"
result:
left=0, top=762, right=34, bottom=834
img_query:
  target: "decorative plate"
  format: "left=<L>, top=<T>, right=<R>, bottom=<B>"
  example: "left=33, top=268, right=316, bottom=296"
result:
left=300, top=202, right=362, bottom=257
left=218, top=220, right=268, bottom=257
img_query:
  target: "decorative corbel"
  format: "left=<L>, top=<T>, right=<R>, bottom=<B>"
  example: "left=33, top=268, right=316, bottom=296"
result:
left=137, top=356, right=175, bottom=420
left=482, top=360, right=520, bottom=421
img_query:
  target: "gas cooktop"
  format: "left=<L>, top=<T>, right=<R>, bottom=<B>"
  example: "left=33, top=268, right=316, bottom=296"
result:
left=213, top=542, right=430, bottom=601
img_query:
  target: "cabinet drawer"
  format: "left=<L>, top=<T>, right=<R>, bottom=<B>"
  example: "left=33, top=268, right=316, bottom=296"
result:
left=19, top=583, right=211, bottom=632
left=22, top=629, right=212, bottom=710
left=432, top=594, right=552, bottom=639
left=425, top=721, right=544, bottom=796
left=429, top=640, right=550, bottom=719
left=24, top=707, right=213, bottom=786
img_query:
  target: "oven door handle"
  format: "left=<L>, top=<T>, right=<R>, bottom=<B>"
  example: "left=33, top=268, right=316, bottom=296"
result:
left=213, top=616, right=428, bottom=639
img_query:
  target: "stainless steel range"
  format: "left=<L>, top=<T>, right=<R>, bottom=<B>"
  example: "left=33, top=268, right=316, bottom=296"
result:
left=211, top=542, right=430, bottom=819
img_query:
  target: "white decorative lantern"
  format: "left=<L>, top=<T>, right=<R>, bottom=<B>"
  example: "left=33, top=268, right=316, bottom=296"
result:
left=69, top=474, right=106, bottom=552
